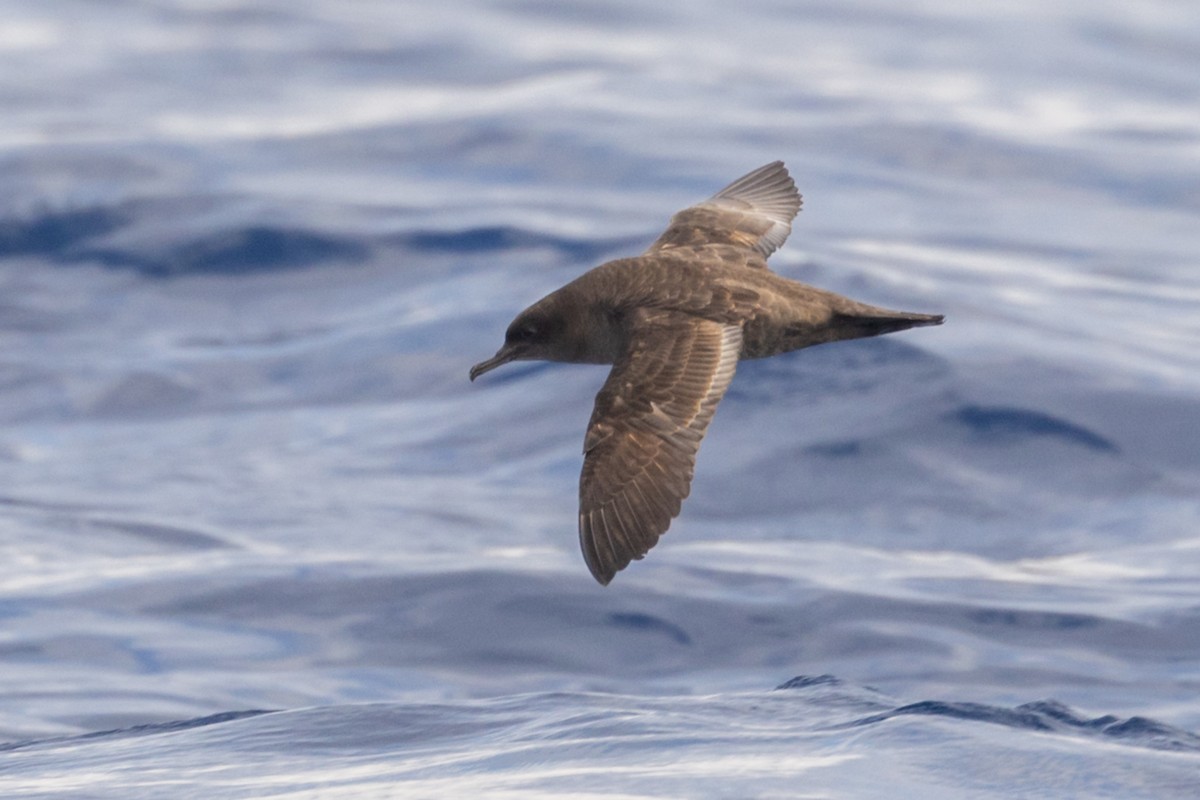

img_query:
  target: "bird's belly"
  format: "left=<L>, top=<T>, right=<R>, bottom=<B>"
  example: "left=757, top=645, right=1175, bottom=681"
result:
left=738, top=322, right=792, bottom=360
left=737, top=304, right=832, bottom=359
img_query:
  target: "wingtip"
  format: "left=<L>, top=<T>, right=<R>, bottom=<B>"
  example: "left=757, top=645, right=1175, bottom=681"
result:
left=583, top=549, right=616, bottom=586
left=580, top=510, right=618, bottom=585
left=712, top=161, right=802, bottom=220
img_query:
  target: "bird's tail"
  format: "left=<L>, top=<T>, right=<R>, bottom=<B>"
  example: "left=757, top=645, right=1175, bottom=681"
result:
left=768, top=294, right=944, bottom=355
left=828, top=308, right=944, bottom=339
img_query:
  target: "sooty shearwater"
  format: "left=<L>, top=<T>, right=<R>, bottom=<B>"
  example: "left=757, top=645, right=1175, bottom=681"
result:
left=470, top=161, right=943, bottom=585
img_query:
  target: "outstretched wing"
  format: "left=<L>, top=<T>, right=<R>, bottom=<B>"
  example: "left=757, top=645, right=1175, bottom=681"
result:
left=646, top=161, right=802, bottom=261
left=579, top=309, right=742, bottom=585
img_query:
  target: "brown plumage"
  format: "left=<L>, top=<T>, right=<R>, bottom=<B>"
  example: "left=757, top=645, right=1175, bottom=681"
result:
left=470, top=161, right=944, bottom=585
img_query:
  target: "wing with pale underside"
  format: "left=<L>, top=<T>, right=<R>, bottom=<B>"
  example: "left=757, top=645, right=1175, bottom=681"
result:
left=645, top=161, right=802, bottom=261
left=579, top=309, right=742, bottom=585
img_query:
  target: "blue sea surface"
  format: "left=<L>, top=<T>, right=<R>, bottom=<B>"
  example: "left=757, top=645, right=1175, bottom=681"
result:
left=2, top=0, right=1200, bottom=797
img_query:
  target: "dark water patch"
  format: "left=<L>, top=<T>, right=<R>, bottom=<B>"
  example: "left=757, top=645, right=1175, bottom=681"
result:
left=967, top=608, right=1097, bottom=630
left=0, top=709, right=276, bottom=754
left=853, top=698, right=1200, bottom=752
left=948, top=405, right=1118, bottom=452
left=390, top=226, right=634, bottom=262
left=75, top=226, right=370, bottom=276
left=775, top=674, right=843, bottom=690
left=877, top=699, right=1055, bottom=730
left=804, top=440, right=866, bottom=458
left=0, top=206, right=128, bottom=257
left=607, top=612, right=692, bottom=645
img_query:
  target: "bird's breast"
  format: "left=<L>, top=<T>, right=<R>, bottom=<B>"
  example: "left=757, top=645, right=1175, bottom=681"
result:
left=567, top=305, right=628, bottom=364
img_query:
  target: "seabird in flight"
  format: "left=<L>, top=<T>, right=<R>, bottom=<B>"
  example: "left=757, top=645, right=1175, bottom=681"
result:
left=470, top=161, right=943, bottom=584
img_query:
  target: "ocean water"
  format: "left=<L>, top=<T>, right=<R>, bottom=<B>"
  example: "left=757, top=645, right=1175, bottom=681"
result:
left=2, top=0, right=1199, bottom=797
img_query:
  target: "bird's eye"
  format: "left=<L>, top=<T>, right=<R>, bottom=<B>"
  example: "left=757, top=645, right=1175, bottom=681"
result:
left=515, top=323, right=538, bottom=341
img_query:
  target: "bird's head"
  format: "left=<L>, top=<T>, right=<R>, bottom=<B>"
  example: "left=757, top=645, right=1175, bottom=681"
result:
left=469, top=298, right=571, bottom=381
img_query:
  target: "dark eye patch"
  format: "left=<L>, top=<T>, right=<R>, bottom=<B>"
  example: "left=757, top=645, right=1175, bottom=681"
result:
left=509, top=321, right=539, bottom=342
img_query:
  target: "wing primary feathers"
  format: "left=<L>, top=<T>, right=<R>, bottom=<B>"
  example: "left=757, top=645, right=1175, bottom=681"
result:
left=578, top=311, right=742, bottom=584
left=709, top=160, right=803, bottom=224
left=646, top=161, right=802, bottom=259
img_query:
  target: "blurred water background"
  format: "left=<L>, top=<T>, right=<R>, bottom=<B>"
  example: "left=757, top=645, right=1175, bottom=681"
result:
left=2, top=1, right=1199, bottom=797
